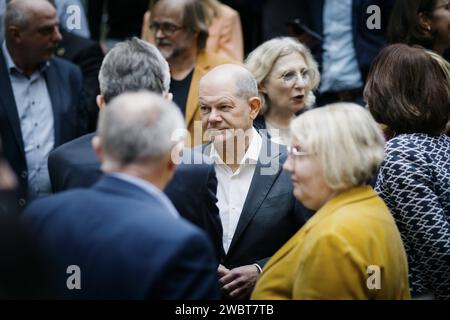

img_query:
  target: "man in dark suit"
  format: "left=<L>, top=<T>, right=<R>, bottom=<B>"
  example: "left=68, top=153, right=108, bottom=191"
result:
left=23, top=91, right=220, bottom=299
left=1, top=139, right=53, bottom=298
left=48, top=37, right=224, bottom=260
left=198, top=64, right=312, bottom=299
left=0, top=0, right=86, bottom=208
left=296, top=0, right=394, bottom=106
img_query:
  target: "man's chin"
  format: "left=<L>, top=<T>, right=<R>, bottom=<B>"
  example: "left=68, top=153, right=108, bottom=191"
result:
left=156, top=46, right=173, bottom=60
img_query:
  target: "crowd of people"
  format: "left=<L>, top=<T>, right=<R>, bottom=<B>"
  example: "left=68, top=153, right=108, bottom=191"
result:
left=0, top=0, right=449, bottom=300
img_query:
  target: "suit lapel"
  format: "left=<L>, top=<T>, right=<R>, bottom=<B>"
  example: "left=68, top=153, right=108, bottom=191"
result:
left=0, top=49, right=24, bottom=152
left=185, top=51, right=212, bottom=129
left=227, top=137, right=283, bottom=255
left=43, top=61, right=62, bottom=145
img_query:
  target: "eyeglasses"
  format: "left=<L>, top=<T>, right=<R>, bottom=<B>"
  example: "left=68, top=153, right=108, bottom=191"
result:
left=149, top=22, right=184, bottom=35
left=279, top=69, right=313, bottom=86
left=287, top=145, right=313, bottom=158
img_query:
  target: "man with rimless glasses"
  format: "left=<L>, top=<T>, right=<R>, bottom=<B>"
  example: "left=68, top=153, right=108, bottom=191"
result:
left=148, top=0, right=231, bottom=147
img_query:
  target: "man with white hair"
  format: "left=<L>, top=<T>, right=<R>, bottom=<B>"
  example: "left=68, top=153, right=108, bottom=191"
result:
left=22, top=91, right=220, bottom=299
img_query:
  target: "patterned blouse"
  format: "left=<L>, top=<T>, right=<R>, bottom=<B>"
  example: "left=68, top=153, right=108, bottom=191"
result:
left=376, top=133, right=450, bottom=299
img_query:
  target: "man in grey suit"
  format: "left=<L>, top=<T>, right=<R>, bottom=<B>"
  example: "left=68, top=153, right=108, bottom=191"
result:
left=198, top=64, right=312, bottom=299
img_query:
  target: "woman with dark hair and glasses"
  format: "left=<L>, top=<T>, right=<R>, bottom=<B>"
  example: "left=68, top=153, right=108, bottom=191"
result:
left=388, top=0, right=450, bottom=58
left=245, top=37, right=320, bottom=145
left=365, top=43, right=450, bottom=299
left=252, top=103, right=410, bottom=300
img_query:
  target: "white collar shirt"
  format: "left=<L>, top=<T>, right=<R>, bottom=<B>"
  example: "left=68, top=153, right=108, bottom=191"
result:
left=210, top=128, right=262, bottom=254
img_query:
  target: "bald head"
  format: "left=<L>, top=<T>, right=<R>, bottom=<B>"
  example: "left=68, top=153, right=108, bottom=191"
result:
left=199, top=63, right=261, bottom=144
left=200, top=64, right=259, bottom=100
left=4, top=0, right=61, bottom=74
left=4, top=0, right=56, bottom=32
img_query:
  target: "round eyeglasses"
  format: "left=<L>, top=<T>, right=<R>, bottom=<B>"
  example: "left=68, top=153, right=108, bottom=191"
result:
left=149, top=22, right=184, bottom=35
left=287, top=145, right=314, bottom=158
left=280, top=69, right=313, bottom=86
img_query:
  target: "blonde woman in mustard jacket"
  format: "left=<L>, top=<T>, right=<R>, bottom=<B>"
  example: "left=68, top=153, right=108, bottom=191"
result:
left=251, top=103, right=410, bottom=300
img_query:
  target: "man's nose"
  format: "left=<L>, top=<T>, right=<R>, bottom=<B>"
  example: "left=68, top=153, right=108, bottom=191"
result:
left=208, top=109, right=222, bottom=124
left=155, top=28, right=165, bottom=39
left=53, top=26, right=62, bottom=42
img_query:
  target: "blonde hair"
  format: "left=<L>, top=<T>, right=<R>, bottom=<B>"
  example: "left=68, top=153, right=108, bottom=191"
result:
left=426, top=50, right=450, bottom=86
left=291, top=103, right=385, bottom=191
left=426, top=50, right=450, bottom=134
left=245, top=37, right=320, bottom=114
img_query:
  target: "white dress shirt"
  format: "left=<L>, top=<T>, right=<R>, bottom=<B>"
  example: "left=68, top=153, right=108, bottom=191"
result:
left=210, top=128, right=262, bottom=254
left=2, top=42, right=54, bottom=199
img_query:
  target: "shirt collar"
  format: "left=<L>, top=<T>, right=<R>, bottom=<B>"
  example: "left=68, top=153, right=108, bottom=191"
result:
left=2, top=41, right=49, bottom=75
left=109, top=172, right=179, bottom=219
left=210, top=127, right=262, bottom=166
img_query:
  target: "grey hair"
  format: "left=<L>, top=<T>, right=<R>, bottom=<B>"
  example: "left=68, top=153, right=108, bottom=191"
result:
left=97, top=91, right=185, bottom=169
left=245, top=37, right=320, bottom=113
left=235, top=67, right=259, bottom=100
left=99, top=37, right=171, bottom=103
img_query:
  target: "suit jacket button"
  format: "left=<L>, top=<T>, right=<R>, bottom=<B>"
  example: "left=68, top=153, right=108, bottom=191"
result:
left=18, top=198, right=26, bottom=207
left=21, top=171, right=28, bottom=178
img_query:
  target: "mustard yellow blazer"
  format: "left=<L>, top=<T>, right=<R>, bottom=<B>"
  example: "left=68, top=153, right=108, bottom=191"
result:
left=251, top=186, right=410, bottom=300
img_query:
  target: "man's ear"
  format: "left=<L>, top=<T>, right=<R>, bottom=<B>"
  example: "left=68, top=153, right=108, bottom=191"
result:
left=91, top=136, right=104, bottom=162
left=418, top=12, right=433, bottom=31
left=96, top=95, right=106, bottom=109
left=248, top=96, right=262, bottom=120
left=8, top=26, right=22, bottom=43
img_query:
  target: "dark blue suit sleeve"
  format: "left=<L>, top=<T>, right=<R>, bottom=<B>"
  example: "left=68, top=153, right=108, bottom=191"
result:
left=151, top=230, right=221, bottom=300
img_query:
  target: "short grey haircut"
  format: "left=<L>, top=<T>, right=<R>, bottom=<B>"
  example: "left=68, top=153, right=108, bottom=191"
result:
left=99, top=37, right=171, bottom=103
left=97, top=91, right=185, bottom=170
left=291, top=103, right=385, bottom=191
left=245, top=37, right=320, bottom=113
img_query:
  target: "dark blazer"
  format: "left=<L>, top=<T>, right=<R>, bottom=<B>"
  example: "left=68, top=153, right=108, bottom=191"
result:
left=0, top=49, right=86, bottom=208
left=195, top=134, right=313, bottom=269
left=300, top=0, right=394, bottom=82
left=48, top=133, right=224, bottom=259
left=56, top=30, right=104, bottom=132
left=22, top=175, right=220, bottom=299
